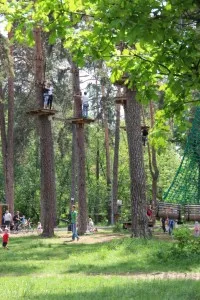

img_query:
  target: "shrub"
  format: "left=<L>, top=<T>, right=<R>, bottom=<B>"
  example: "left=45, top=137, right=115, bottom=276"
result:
left=112, top=222, right=123, bottom=233
left=173, top=226, right=191, bottom=249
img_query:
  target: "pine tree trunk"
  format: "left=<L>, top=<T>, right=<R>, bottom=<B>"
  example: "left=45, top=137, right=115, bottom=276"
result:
left=0, top=31, right=15, bottom=215
left=148, top=101, right=159, bottom=219
left=101, top=85, right=112, bottom=224
left=94, top=82, right=100, bottom=223
left=124, top=87, right=150, bottom=237
left=6, top=76, right=15, bottom=215
left=34, top=27, right=56, bottom=237
left=71, top=62, right=87, bottom=234
left=112, top=104, right=120, bottom=223
left=70, top=123, right=77, bottom=208
left=94, top=133, right=100, bottom=223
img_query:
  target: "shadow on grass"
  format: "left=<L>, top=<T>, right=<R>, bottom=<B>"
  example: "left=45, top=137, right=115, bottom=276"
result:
left=2, top=235, right=200, bottom=277
left=0, top=263, right=41, bottom=277
left=4, top=235, right=104, bottom=262
left=22, top=279, right=200, bottom=300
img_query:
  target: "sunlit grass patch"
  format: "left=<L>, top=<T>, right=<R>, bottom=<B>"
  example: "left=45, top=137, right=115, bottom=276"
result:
left=1, top=231, right=200, bottom=299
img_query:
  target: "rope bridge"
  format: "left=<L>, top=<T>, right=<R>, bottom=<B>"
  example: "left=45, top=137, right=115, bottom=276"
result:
left=163, top=107, right=200, bottom=204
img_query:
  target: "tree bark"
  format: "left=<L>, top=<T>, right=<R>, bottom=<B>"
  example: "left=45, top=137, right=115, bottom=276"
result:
left=71, top=62, right=87, bottom=234
left=147, top=101, right=159, bottom=219
left=34, top=27, right=56, bottom=237
left=0, top=31, right=15, bottom=215
left=70, top=123, right=77, bottom=208
left=124, top=87, right=150, bottom=237
left=94, top=80, right=100, bottom=223
left=101, top=84, right=112, bottom=223
left=112, top=103, right=120, bottom=224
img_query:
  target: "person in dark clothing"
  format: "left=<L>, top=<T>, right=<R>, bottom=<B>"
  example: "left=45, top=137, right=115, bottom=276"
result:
left=142, top=127, right=149, bottom=146
left=2, top=213, right=5, bottom=228
left=161, top=217, right=166, bottom=233
left=13, top=211, right=20, bottom=231
left=43, top=82, right=49, bottom=109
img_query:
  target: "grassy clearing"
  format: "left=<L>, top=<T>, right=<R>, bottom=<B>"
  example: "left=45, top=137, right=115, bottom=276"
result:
left=1, top=231, right=200, bottom=299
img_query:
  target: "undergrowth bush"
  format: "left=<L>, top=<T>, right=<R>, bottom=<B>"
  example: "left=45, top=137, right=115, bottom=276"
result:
left=156, top=226, right=200, bottom=260
left=112, top=222, right=123, bottom=232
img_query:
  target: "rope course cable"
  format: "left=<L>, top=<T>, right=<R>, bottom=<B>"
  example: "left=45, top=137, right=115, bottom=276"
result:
left=163, top=107, right=200, bottom=204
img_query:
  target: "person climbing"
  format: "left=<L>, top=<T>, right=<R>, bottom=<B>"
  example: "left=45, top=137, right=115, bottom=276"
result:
left=82, top=91, right=89, bottom=118
left=47, top=83, right=53, bottom=109
left=43, top=82, right=49, bottom=109
left=142, top=127, right=149, bottom=146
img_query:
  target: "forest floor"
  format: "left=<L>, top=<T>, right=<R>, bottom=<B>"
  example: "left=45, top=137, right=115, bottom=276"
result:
left=1, top=228, right=200, bottom=299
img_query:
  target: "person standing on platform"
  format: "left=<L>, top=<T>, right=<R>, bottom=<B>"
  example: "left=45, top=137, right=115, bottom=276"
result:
left=71, top=205, right=79, bottom=241
left=47, top=83, right=54, bottom=109
left=43, top=82, right=49, bottom=109
left=82, top=91, right=89, bottom=118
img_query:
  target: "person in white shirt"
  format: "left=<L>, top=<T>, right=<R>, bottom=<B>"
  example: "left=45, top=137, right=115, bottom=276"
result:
left=4, top=210, right=12, bottom=229
left=48, top=83, right=54, bottom=109
left=82, top=91, right=89, bottom=118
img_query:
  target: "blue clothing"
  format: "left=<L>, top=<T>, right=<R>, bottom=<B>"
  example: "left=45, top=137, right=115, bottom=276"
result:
left=168, top=219, right=174, bottom=235
left=71, top=223, right=79, bottom=240
left=82, top=103, right=89, bottom=118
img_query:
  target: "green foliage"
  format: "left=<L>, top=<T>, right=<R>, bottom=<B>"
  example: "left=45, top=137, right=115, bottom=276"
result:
left=172, top=226, right=200, bottom=255
left=112, top=222, right=123, bottom=233
left=4, top=0, right=200, bottom=121
left=144, top=144, right=181, bottom=200
left=156, top=226, right=200, bottom=260
left=173, top=226, right=192, bottom=249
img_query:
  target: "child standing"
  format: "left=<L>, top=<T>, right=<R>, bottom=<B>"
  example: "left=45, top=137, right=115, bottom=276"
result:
left=194, top=221, right=200, bottom=237
left=168, top=219, right=174, bottom=235
left=2, top=228, right=9, bottom=250
left=37, top=222, right=42, bottom=234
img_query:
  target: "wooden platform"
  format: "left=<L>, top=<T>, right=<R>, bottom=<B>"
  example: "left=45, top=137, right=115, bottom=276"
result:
left=120, top=126, right=150, bottom=131
left=114, top=96, right=127, bottom=105
left=66, top=117, right=95, bottom=124
left=141, top=125, right=150, bottom=130
left=123, top=220, right=154, bottom=229
left=27, top=109, right=58, bottom=116
left=114, top=76, right=129, bottom=86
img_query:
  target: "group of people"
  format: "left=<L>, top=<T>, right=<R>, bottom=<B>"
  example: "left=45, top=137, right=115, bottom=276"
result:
left=1, top=210, right=31, bottom=232
left=74, top=91, right=89, bottom=118
left=43, top=82, right=54, bottom=109
left=161, top=216, right=176, bottom=235
left=42, top=83, right=90, bottom=117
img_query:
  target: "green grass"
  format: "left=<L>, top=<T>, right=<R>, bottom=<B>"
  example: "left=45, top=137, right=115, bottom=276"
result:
left=1, top=232, right=200, bottom=299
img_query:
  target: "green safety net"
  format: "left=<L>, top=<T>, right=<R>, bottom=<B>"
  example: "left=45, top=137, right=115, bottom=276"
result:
left=163, top=107, right=200, bottom=204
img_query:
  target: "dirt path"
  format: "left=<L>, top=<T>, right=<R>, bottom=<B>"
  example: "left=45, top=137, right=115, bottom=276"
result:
left=93, top=272, right=200, bottom=280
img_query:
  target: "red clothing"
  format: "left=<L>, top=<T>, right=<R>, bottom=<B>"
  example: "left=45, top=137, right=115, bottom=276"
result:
left=3, top=232, right=9, bottom=243
left=147, top=209, right=152, bottom=217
